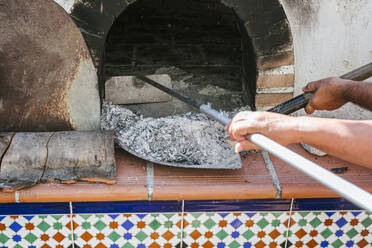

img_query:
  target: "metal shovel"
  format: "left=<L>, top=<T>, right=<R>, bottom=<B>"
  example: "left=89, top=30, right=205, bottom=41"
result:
left=116, top=63, right=372, bottom=169
left=117, top=62, right=372, bottom=169
left=136, top=64, right=372, bottom=211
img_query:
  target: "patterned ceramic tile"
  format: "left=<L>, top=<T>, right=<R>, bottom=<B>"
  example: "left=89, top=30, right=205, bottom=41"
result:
left=73, top=213, right=182, bottom=248
left=287, top=211, right=372, bottom=248
left=0, top=214, right=72, bottom=248
left=0, top=207, right=371, bottom=248
left=182, top=212, right=290, bottom=248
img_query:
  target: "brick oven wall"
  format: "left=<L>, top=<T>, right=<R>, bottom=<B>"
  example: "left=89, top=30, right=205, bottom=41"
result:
left=54, top=0, right=295, bottom=110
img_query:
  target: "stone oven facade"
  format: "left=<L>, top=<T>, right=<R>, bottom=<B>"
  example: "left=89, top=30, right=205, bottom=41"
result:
left=62, top=0, right=295, bottom=110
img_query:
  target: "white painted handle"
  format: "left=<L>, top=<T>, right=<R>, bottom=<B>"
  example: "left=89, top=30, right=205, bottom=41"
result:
left=249, top=134, right=372, bottom=211
left=199, top=105, right=372, bottom=210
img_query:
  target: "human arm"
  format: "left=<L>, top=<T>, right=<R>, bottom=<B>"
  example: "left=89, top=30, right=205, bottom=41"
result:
left=226, top=111, right=372, bottom=169
left=303, top=77, right=372, bottom=114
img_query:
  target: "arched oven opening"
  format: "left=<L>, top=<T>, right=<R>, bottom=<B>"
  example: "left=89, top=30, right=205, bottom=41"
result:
left=103, top=0, right=257, bottom=116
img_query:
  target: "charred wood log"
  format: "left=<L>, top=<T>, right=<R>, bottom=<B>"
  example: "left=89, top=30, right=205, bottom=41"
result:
left=0, top=131, right=115, bottom=190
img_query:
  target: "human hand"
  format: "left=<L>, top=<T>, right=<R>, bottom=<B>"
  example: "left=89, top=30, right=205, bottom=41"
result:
left=303, top=77, right=349, bottom=114
left=225, top=111, right=299, bottom=152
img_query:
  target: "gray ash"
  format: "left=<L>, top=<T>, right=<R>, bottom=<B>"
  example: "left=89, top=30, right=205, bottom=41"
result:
left=101, top=102, right=247, bottom=169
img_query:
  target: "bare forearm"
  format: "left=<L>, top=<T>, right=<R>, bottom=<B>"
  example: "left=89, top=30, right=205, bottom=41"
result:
left=342, top=80, right=372, bottom=110
left=295, top=117, right=372, bottom=168
left=227, top=111, right=372, bottom=168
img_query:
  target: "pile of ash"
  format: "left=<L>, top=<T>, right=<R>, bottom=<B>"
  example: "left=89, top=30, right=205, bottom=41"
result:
left=101, top=102, right=251, bottom=169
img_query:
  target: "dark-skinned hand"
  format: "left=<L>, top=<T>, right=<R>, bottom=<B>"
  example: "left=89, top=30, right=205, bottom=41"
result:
left=302, top=77, right=349, bottom=114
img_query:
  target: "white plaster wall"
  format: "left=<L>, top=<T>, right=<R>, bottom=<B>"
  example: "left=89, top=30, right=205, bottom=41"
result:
left=281, top=0, right=372, bottom=119
left=53, top=0, right=75, bottom=13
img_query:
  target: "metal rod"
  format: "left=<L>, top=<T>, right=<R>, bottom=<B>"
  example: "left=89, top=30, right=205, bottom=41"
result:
left=138, top=75, right=372, bottom=211
left=268, top=62, right=372, bottom=114
left=136, top=75, right=201, bottom=109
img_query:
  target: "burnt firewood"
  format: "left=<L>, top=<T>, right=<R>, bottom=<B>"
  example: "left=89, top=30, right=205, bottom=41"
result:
left=0, top=133, right=14, bottom=159
left=0, top=131, right=115, bottom=190
left=42, top=131, right=115, bottom=182
left=0, top=133, right=50, bottom=189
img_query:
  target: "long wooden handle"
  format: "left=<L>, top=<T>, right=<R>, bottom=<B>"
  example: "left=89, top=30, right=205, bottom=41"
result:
left=268, top=62, right=372, bottom=114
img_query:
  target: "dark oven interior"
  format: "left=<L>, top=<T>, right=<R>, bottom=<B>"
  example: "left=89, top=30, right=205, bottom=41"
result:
left=103, top=0, right=257, bottom=117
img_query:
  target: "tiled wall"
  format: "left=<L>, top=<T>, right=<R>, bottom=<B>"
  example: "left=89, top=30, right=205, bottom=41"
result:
left=0, top=199, right=370, bottom=248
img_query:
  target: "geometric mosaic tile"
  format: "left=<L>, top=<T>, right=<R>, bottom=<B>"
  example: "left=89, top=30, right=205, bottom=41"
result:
left=73, top=213, right=182, bottom=248
left=0, top=208, right=371, bottom=248
left=288, top=211, right=372, bottom=248
left=183, top=212, right=290, bottom=248
left=0, top=214, right=72, bottom=248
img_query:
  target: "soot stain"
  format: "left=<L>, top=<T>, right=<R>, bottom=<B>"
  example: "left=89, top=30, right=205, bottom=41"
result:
left=282, top=0, right=320, bottom=29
